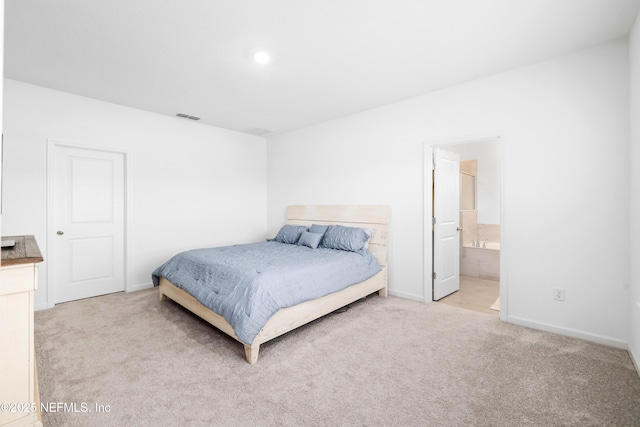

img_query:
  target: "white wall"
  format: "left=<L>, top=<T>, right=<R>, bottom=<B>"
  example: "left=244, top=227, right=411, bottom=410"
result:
left=629, top=10, right=640, bottom=369
left=267, top=40, right=630, bottom=347
left=448, top=139, right=501, bottom=225
left=0, top=1, right=4, bottom=237
left=2, top=79, right=267, bottom=309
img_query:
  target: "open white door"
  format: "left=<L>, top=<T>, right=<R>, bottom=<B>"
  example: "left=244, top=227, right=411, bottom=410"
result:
left=433, top=148, right=460, bottom=300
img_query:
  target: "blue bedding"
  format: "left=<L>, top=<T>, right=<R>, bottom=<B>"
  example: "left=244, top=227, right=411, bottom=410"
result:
left=152, top=241, right=381, bottom=344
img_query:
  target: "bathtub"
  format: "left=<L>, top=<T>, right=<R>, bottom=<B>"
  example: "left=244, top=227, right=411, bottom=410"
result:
left=461, top=241, right=500, bottom=280
left=463, top=241, right=500, bottom=251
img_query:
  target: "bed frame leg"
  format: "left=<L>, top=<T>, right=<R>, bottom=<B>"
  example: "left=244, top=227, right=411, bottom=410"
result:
left=159, top=290, right=167, bottom=302
left=378, top=287, right=388, bottom=297
left=244, top=344, right=260, bottom=364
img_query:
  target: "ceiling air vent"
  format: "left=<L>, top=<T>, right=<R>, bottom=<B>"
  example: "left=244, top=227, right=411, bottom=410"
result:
left=176, top=113, right=200, bottom=121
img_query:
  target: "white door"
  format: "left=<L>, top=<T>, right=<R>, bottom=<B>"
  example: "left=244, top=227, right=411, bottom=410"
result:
left=433, top=148, right=460, bottom=300
left=53, top=145, right=125, bottom=303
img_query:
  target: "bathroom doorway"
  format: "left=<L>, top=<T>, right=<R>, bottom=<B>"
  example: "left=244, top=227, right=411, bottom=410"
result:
left=429, top=136, right=503, bottom=316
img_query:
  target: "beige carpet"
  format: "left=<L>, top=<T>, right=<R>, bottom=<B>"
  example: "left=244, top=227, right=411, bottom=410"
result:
left=35, top=288, right=640, bottom=426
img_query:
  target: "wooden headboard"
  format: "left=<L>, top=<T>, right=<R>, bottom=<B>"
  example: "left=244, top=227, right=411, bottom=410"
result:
left=285, top=205, right=390, bottom=266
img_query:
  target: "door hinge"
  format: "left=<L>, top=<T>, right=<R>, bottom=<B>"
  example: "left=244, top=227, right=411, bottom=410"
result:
left=432, top=272, right=437, bottom=280
left=432, top=217, right=436, bottom=225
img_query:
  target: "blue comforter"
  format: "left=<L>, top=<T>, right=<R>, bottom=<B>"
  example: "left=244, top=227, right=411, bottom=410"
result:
left=152, top=241, right=381, bottom=344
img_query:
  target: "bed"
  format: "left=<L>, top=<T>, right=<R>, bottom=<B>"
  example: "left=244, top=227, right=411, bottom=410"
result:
left=154, top=205, right=390, bottom=364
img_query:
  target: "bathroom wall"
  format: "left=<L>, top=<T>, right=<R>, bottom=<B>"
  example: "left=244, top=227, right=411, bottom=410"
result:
left=451, top=139, right=501, bottom=225
left=460, top=210, right=478, bottom=245
left=477, top=224, right=500, bottom=243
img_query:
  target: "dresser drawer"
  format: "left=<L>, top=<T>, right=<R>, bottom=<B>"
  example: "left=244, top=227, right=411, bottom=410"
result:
left=0, top=264, right=38, bottom=295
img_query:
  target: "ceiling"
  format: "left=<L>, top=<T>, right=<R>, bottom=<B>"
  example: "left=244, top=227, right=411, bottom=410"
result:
left=5, top=0, right=640, bottom=137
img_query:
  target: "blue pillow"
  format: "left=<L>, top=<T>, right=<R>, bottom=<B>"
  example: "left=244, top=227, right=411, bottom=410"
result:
left=297, top=231, right=323, bottom=249
left=309, top=224, right=329, bottom=235
left=363, top=228, right=376, bottom=249
left=309, top=224, right=329, bottom=245
left=273, top=225, right=308, bottom=244
left=320, top=225, right=371, bottom=253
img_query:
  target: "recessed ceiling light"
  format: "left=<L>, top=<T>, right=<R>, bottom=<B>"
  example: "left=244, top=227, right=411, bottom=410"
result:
left=254, top=51, right=270, bottom=64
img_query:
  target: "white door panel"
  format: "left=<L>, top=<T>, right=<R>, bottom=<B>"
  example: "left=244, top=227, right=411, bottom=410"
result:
left=433, top=148, right=460, bottom=300
left=71, top=158, right=115, bottom=222
left=53, top=146, right=125, bottom=303
left=70, top=237, right=114, bottom=282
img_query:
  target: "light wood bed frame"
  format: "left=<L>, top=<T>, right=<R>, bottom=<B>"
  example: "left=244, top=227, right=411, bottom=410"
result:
left=158, top=205, right=390, bottom=364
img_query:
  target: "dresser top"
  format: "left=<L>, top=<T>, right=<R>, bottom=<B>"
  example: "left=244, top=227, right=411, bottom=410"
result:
left=1, top=235, right=44, bottom=266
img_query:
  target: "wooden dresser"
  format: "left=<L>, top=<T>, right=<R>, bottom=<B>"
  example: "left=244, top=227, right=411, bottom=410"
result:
left=0, top=236, right=43, bottom=427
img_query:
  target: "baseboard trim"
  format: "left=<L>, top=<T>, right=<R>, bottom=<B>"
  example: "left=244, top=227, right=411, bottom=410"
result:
left=630, top=346, right=640, bottom=378
left=507, top=315, right=628, bottom=349
left=388, top=289, right=426, bottom=302
left=35, top=302, right=51, bottom=311
left=127, top=282, right=154, bottom=293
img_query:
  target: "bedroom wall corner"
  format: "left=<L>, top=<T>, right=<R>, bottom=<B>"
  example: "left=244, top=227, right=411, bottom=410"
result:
left=628, top=8, right=640, bottom=374
left=267, top=39, right=631, bottom=345
left=2, top=80, right=268, bottom=309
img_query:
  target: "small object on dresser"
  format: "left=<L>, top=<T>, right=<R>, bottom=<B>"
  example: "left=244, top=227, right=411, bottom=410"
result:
left=1, top=239, right=16, bottom=248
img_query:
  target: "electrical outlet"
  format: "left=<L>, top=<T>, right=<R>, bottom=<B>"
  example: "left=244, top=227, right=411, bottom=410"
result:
left=553, top=288, right=565, bottom=301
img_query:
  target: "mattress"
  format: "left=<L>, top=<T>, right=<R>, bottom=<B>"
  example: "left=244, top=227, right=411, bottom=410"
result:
left=152, top=241, right=381, bottom=343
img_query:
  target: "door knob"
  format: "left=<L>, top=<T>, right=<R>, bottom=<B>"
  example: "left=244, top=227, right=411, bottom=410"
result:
left=57, top=230, right=64, bottom=235
left=457, top=227, right=463, bottom=231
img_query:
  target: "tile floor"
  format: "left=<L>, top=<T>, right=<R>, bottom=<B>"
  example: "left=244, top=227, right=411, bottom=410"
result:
left=437, top=275, right=499, bottom=315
